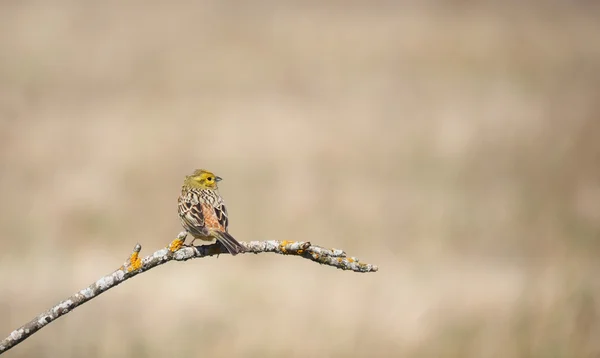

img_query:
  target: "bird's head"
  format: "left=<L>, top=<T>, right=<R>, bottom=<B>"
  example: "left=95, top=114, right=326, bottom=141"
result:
left=184, top=169, right=222, bottom=190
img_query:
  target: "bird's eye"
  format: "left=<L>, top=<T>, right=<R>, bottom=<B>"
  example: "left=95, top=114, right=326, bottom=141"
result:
left=207, top=177, right=213, bottom=181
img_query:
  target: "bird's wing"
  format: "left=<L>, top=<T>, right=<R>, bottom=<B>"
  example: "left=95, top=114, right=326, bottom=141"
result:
left=178, top=195, right=207, bottom=234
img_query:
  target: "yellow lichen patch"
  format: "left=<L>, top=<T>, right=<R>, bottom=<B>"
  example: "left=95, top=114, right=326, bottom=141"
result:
left=337, top=258, right=343, bottom=263
left=297, top=249, right=304, bottom=255
left=126, top=252, right=142, bottom=272
left=347, top=257, right=355, bottom=263
left=168, top=238, right=184, bottom=252
left=279, top=240, right=292, bottom=254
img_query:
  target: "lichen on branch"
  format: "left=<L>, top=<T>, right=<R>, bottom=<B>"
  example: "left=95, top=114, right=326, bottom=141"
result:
left=0, top=234, right=377, bottom=355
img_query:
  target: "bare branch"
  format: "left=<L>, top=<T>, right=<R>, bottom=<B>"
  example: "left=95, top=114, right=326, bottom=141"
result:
left=0, top=233, right=377, bottom=355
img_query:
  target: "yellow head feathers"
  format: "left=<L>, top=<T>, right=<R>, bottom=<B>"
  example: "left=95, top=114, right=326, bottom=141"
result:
left=184, top=169, right=222, bottom=190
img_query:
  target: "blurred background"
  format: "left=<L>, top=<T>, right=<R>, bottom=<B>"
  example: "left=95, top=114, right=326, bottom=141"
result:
left=1, top=1, right=599, bottom=357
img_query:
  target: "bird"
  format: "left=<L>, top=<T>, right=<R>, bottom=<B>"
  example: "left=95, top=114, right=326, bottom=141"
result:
left=177, top=169, right=245, bottom=255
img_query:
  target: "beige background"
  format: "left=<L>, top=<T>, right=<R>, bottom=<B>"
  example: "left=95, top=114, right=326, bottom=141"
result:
left=1, top=1, right=599, bottom=357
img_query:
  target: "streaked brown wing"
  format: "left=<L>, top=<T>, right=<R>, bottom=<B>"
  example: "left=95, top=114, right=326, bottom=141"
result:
left=178, top=196, right=207, bottom=235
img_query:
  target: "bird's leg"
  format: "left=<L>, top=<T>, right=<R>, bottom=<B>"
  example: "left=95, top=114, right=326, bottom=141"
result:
left=168, top=232, right=188, bottom=252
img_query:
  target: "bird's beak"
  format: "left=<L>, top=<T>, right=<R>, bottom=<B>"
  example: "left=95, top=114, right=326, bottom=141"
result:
left=215, top=176, right=223, bottom=182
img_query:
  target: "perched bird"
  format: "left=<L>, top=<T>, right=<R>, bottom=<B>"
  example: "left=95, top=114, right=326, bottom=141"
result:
left=178, top=169, right=245, bottom=255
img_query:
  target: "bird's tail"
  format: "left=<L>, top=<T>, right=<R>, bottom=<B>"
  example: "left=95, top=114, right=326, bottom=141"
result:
left=214, top=231, right=246, bottom=256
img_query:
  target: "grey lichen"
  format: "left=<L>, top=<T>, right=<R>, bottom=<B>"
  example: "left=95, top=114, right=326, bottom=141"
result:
left=79, top=287, right=94, bottom=299
left=53, top=300, right=73, bottom=315
left=9, top=330, right=22, bottom=341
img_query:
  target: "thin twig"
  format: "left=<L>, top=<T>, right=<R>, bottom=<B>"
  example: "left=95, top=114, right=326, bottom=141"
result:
left=0, top=233, right=377, bottom=355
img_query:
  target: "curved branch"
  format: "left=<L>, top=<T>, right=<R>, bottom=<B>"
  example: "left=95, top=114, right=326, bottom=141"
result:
left=0, top=233, right=377, bottom=355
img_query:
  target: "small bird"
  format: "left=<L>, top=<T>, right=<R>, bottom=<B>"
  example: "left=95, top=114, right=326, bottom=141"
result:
left=178, top=169, right=245, bottom=255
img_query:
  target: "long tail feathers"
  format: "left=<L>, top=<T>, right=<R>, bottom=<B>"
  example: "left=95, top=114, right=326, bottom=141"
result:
left=214, top=231, right=246, bottom=256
